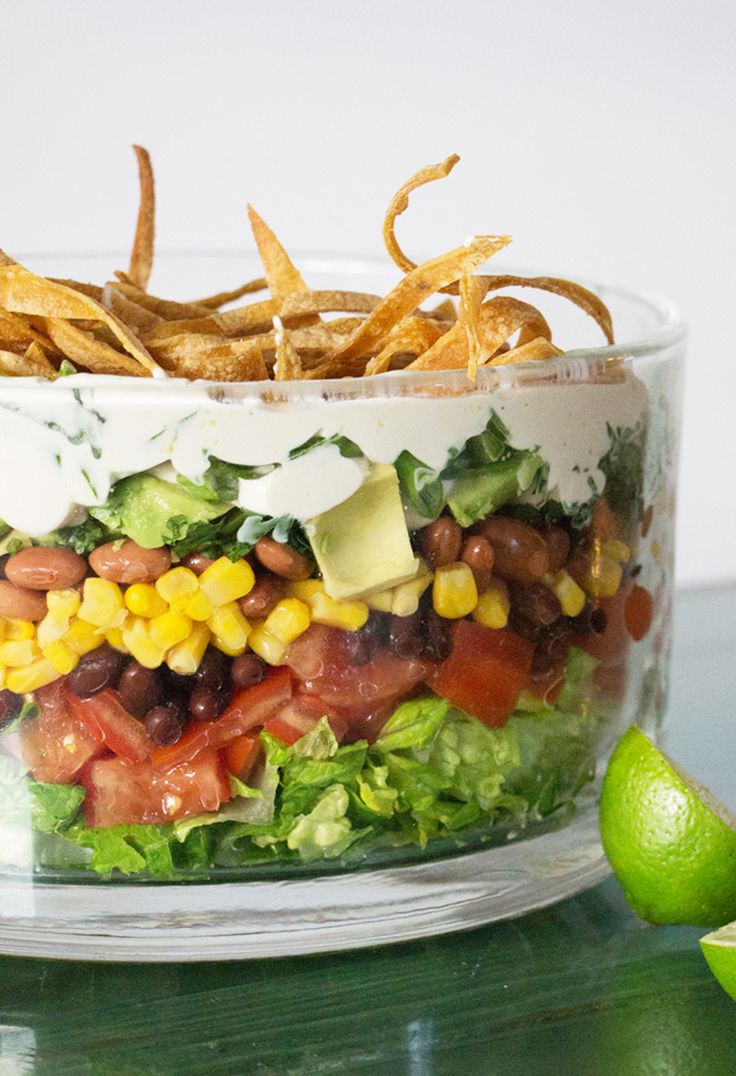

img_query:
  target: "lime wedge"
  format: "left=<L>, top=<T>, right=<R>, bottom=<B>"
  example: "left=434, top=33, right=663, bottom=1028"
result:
left=701, top=922, right=736, bottom=1002
left=600, top=726, right=736, bottom=926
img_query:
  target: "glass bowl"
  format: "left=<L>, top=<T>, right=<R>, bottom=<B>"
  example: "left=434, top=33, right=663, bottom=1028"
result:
left=0, top=253, right=684, bottom=959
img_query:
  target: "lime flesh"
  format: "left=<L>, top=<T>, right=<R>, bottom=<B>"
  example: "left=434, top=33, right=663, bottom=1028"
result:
left=600, top=725, right=736, bottom=926
left=701, top=922, right=736, bottom=1003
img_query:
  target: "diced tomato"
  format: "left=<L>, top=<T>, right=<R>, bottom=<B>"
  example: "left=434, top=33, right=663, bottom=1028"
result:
left=67, top=688, right=152, bottom=765
left=526, top=666, right=565, bottom=707
left=223, top=733, right=261, bottom=780
left=152, top=665, right=291, bottom=771
left=19, top=680, right=102, bottom=784
left=428, top=620, right=534, bottom=727
left=572, top=589, right=631, bottom=667
left=285, top=625, right=426, bottom=720
left=263, top=695, right=348, bottom=745
left=82, top=749, right=230, bottom=828
left=624, top=584, right=654, bottom=642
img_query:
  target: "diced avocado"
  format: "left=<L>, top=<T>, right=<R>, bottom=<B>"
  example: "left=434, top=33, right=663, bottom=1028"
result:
left=309, top=464, right=419, bottom=601
left=447, top=453, right=543, bottom=528
left=90, top=474, right=229, bottom=549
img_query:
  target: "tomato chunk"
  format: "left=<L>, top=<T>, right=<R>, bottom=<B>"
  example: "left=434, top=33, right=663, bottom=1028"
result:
left=263, top=695, right=348, bottom=745
left=19, top=680, right=102, bottom=784
left=429, top=620, right=533, bottom=726
left=152, top=665, right=291, bottom=770
left=67, top=688, right=152, bottom=764
left=223, top=733, right=261, bottom=780
left=624, top=584, right=654, bottom=642
left=82, top=750, right=230, bottom=828
left=286, top=624, right=426, bottom=718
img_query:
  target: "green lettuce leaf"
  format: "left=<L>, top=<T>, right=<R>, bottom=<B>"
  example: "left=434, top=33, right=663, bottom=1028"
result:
left=374, top=696, right=449, bottom=752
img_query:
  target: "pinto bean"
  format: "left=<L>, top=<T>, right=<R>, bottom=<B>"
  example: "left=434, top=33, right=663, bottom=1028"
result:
left=476, top=517, right=549, bottom=583
left=417, top=518, right=462, bottom=568
left=4, top=546, right=87, bottom=591
left=88, top=541, right=171, bottom=584
left=254, top=538, right=311, bottom=581
left=460, top=536, right=495, bottom=592
left=239, top=572, right=287, bottom=618
left=0, top=580, right=48, bottom=621
left=182, top=552, right=215, bottom=576
left=540, top=526, right=571, bottom=574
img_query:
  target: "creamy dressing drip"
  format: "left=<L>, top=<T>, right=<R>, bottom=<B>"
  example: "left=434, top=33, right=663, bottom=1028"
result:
left=0, top=374, right=647, bottom=536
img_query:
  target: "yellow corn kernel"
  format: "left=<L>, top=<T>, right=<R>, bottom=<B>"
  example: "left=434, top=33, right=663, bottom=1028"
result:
left=121, top=616, right=166, bottom=669
left=149, top=611, right=193, bottom=651
left=105, top=626, right=129, bottom=653
left=544, top=570, right=586, bottom=618
left=5, top=619, right=36, bottom=641
left=199, top=557, right=255, bottom=607
left=0, top=639, right=39, bottom=667
left=601, top=538, right=631, bottom=563
left=433, top=562, right=478, bottom=619
left=181, top=589, right=214, bottom=623
left=167, top=622, right=211, bottom=675
left=365, top=589, right=394, bottom=613
left=42, top=640, right=79, bottom=675
left=7, top=658, right=60, bottom=694
left=473, top=580, right=511, bottom=629
left=78, top=578, right=126, bottom=629
left=124, top=583, right=168, bottom=618
left=0, top=665, right=6, bottom=690
left=63, top=618, right=102, bottom=656
left=307, top=591, right=368, bottom=632
left=287, top=579, right=324, bottom=602
left=264, top=598, right=311, bottom=644
left=248, top=623, right=287, bottom=666
left=207, top=602, right=250, bottom=654
left=47, top=588, right=81, bottom=618
left=583, top=556, right=623, bottom=599
left=155, top=567, right=199, bottom=604
left=390, top=571, right=433, bottom=618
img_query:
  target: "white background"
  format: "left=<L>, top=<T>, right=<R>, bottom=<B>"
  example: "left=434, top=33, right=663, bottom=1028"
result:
left=1, top=0, right=734, bottom=586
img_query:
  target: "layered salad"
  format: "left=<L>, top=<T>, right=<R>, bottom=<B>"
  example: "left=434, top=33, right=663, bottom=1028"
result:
left=0, top=150, right=656, bottom=877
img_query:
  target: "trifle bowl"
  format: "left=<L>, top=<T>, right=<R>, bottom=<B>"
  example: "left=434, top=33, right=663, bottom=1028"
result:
left=0, top=145, right=684, bottom=956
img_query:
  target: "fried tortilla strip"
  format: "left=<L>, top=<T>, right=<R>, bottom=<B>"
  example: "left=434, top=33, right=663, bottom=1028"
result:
left=102, top=283, right=163, bottom=335
left=111, top=277, right=214, bottom=320
left=0, top=308, right=58, bottom=353
left=191, top=278, right=267, bottom=309
left=48, top=279, right=104, bottom=301
left=365, top=316, right=446, bottom=375
left=0, top=346, right=55, bottom=378
left=128, top=145, right=155, bottom=290
left=143, top=297, right=280, bottom=343
left=308, top=236, right=510, bottom=378
left=0, top=252, right=161, bottom=374
left=429, top=298, right=457, bottom=321
left=273, top=317, right=303, bottom=381
left=279, top=290, right=381, bottom=319
left=175, top=343, right=268, bottom=382
left=383, top=154, right=460, bottom=274
left=247, top=205, right=317, bottom=327
left=149, top=322, right=355, bottom=371
left=480, top=274, right=613, bottom=344
left=458, top=274, right=489, bottom=379
left=489, top=336, right=564, bottom=365
left=42, top=318, right=147, bottom=377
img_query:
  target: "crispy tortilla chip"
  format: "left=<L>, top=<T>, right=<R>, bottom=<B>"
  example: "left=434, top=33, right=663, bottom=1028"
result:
left=0, top=308, right=58, bottom=354
left=279, top=290, right=381, bottom=319
left=42, top=318, right=147, bottom=377
left=110, top=278, right=214, bottom=320
left=0, top=347, right=55, bottom=378
left=174, top=343, right=268, bottom=382
left=144, top=297, right=279, bottom=344
left=429, top=298, right=457, bottom=321
left=458, top=274, right=489, bottom=379
left=383, top=154, right=460, bottom=273
left=273, top=317, right=303, bottom=381
left=128, top=145, right=155, bottom=290
left=247, top=205, right=317, bottom=328
left=102, top=283, right=163, bottom=335
left=365, top=316, right=446, bottom=375
left=192, top=278, right=267, bottom=309
left=0, top=252, right=160, bottom=374
left=489, top=336, right=564, bottom=365
left=48, top=279, right=104, bottom=301
left=480, top=274, right=613, bottom=344
left=308, top=236, right=510, bottom=378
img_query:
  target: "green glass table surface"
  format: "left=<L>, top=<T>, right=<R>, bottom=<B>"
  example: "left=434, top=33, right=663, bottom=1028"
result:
left=0, top=586, right=734, bottom=1075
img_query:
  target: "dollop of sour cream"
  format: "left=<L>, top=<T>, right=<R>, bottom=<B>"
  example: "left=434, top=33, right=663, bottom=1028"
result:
left=0, top=373, right=647, bottom=536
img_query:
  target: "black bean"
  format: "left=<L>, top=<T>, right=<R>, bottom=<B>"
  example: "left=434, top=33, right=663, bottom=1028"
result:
left=0, top=689, right=23, bottom=727
left=144, top=704, right=184, bottom=746
left=388, top=614, right=424, bottom=659
left=230, top=652, right=266, bottom=689
left=572, top=601, right=608, bottom=636
left=421, top=610, right=452, bottom=663
left=117, top=662, right=163, bottom=719
left=68, top=644, right=125, bottom=698
left=196, top=647, right=231, bottom=691
left=189, top=687, right=226, bottom=722
left=530, top=634, right=569, bottom=680
left=509, top=582, right=562, bottom=627
left=344, top=611, right=385, bottom=667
